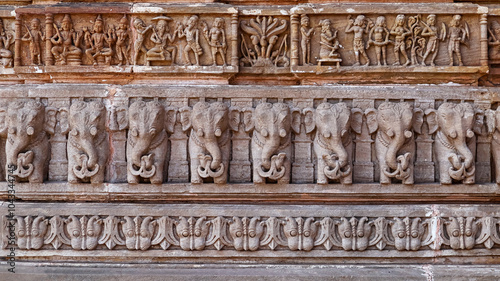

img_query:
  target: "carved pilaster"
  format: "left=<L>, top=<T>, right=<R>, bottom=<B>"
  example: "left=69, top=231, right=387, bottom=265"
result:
left=168, top=98, right=189, bottom=183
left=108, top=98, right=128, bottom=183
left=352, top=99, right=374, bottom=183
left=230, top=98, right=252, bottom=183
left=231, top=13, right=238, bottom=67
left=292, top=98, right=313, bottom=183
left=475, top=100, right=491, bottom=183
left=14, top=15, right=21, bottom=67
left=48, top=98, right=70, bottom=181
left=290, top=14, right=299, bottom=67
left=480, top=14, right=488, bottom=66
left=45, top=13, right=53, bottom=66
left=415, top=100, right=435, bottom=183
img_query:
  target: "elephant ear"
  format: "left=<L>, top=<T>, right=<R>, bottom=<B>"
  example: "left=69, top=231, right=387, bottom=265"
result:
left=291, top=108, right=301, bottom=134
left=0, top=105, right=8, bottom=137
left=303, top=108, right=315, bottom=134
left=425, top=109, right=438, bottom=134
left=108, top=106, right=128, bottom=131
left=473, top=108, right=485, bottom=136
left=165, top=107, right=177, bottom=134
left=179, top=106, right=192, bottom=132
left=58, top=107, right=70, bottom=135
left=485, top=109, right=496, bottom=134
left=242, top=107, right=254, bottom=132
left=44, top=106, right=58, bottom=135
left=229, top=107, right=241, bottom=132
left=350, top=108, right=363, bottom=134
left=412, top=108, right=424, bottom=135
left=364, top=108, right=378, bottom=134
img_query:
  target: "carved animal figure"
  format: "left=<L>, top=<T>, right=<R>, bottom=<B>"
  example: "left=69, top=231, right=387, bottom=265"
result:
left=304, top=103, right=363, bottom=184
left=65, top=101, right=108, bottom=184
left=243, top=102, right=301, bottom=184
left=66, top=215, right=102, bottom=250
left=427, top=102, right=482, bottom=184
left=229, top=217, right=263, bottom=251
left=366, top=102, right=423, bottom=185
left=338, top=217, right=372, bottom=251
left=180, top=101, right=239, bottom=184
left=0, top=100, right=57, bottom=183
left=176, top=216, right=209, bottom=251
left=443, top=217, right=477, bottom=250
left=15, top=216, right=48, bottom=250
left=283, top=217, right=318, bottom=251
left=115, top=100, right=175, bottom=184
left=123, top=216, right=156, bottom=251
left=390, top=217, right=425, bottom=251
left=486, top=108, right=500, bottom=184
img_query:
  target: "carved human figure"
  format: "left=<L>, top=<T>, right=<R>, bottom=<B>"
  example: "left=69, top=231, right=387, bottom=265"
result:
left=390, top=14, right=411, bottom=66
left=447, top=14, right=469, bottom=66
left=243, top=102, right=301, bottom=184
left=443, top=217, right=477, bottom=250
left=426, top=102, right=482, bottom=184
left=15, top=216, right=48, bottom=250
left=366, top=102, right=423, bottom=185
left=390, top=217, right=425, bottom=251
left=300, top=15, right=314, bottom=66
left=51, top=14, right=83, bottom=65
left=303, top=102, right=363, bottom=185
left=65, top=100, right=109, bottom=184
left=85, top=15, right=115, bottom=66
left=0, top=100, right=56, bottom=183
left=132, top=18, right=153, bottom=65
left=21, top=18, right=44, bottom=66
left=178, top=15, right=203, bottom=66
left=367, top=16, right=391, bottom=66
left=421, top=14, right=443, bottom=66
left=345, top=15, right=372, bottom=66
left=66, top=215, right=102, bottom=250
left=488, top=21, right=500, bottom=60
left=180, top=101, right=239, bottom=184
left=319, top=19, right=341, bottom=60
left=201, top=18, right=227, bottom=66
left=119, top=100, right=174, bottom=184
left=338, top=217, right=372, bottom=251
left=146, top=16, right=177, bottom=66
left=115, top=15, right=130, bottom=66
left=485, top=108, right=500, bottom=184
left=0, top=19, right=13, bottom=68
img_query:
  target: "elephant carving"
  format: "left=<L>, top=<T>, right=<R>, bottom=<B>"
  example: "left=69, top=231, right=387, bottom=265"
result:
left=15, top=215, right=48, bottom=250
left=366, top=102, right=423, bottom=185
left=66, top=215, right=102, bottom=250
left=0, top=100, right=57, bottom=183
left=303, top=102, right=363, bottom=184
left=486, top=108, right=500, bottom=184
left=63, top=101, right=108, bottom=184
left=180, top=101, right=240, bottom=184
left=443, top=217, right=478, bottom=250
left=113, top=99, right=176, bottom=184
left=427, top=102, right=483, bottom=184
left=243, top=102, right=301, bottom=184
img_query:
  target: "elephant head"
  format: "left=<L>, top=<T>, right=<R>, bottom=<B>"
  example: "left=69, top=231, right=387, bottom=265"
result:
left=427, top=102, right=483, bottom=183
left=0, top=100, right=57, bottom=182
left=366, top=102, right=423, bottom=184
left=243, top=102, right=301, bottom=181
left=180, top=101, right=240, bottom=182
left=303, top=102, right=363, bottom=182
left=444, top=217, right=478, bottom=250
left=65, top=100, right=107, bottom=181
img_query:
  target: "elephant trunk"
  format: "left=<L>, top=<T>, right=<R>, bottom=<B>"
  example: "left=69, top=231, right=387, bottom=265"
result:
left=384, top=130, right=405, bottom=171
left=261, top=143, right=280, bottom=170
left=130, top=136, right=152, bottom=169
left=80, top=138, right=98, bottom=169
left=204, top=136, right=222, bottom=170
left=455, top=140, right=474, bottom=169
left=328, top=135, right=348, bottom=168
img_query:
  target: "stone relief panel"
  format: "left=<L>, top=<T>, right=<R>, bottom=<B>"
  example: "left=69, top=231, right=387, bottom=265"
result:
left=0, top=17, right=14, bottom=69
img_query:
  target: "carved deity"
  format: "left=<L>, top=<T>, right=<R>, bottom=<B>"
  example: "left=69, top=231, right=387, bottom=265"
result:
left=201, top=18, right=227, bottom=66
left=132, top=18, right=153, bottom=65
left=0, top=19, right=13, bottom=68
left=390, top=14, right=411, bottom=66
left=421, top=14, right=444, bottom=66
left=367, top=16, right=391, bottom=66
left=447, top=14, right=469, bottom=66
left=145, top=16, right=177, bottom=66
left=318, top=19, right=341, bottom=60
left=115, top=15, right=130, bottom=66
left=178, top=15, right=203, bottom=66
left=488, top=20, right=500, bottom=60
left=85, top=15, right=116, bottom=66
left=21, top=18, right=44, bottom=66
left=300, top=15, right=314, bottom=66
left=345, top=15, right=372, bottom=66
left=51, top=14, right=83, bottom=65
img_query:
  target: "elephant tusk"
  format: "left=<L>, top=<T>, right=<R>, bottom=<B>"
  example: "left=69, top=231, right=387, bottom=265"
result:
left=197, top=154, right=225, bottom=179
left=324, top=159, right=341, bottom=180
left=73, top=154, right=99, bottom=179
left=257, top=153, right=286, bottom=180
left=12, top=151, right=34, bottom=178
left=383, top=153, right=411, bottom=181
left=449, top=163, right=466, bottom=181
left=129, top=154, right=156, bottom=178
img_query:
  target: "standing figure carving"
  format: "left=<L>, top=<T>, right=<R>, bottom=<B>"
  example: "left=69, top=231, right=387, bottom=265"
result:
left=390, top=14, right=411, bottom=66
left=146, top=16, right=178, bottom=66
left=345, top=15, right=372, bottom=66
left=65, top=100, right=108, bottom=184
left=365, top=102, right=423, bottom=185
left=118, top=100, right=175, bottom=184
left=303, top=102, right=363, bottom=185
left=426, top=102, right=482, bottom=184
left=243, top=102, right=301, bottom=184
left=447, top=14, right=469, bottom=66
left=180, top=101, right=239, bottom=184
left=132, top=18, right=153, bottom=65
left=367, top=16, right=391, bottom=66
left=300, top=15, right=314, bottom=66
left=485, top=108, right=500, bottom=184
left=488, top=21, right=500, bottom=60
left=51, top=14, right=83, bottom=65
left=421, top=14, right=445, bottom=66
left=85, top=15, right=116, bottom=66
left=115, top=15, right=130, bottom=66
left=21, top=18, right=44, bottom=66
left=178, top=15, right=203, bottom=66
left=0, top=19, right=13, bottom=67
left=201, top=18, right=227, bottom=66
left=0, top=100, right=57, bottom=183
